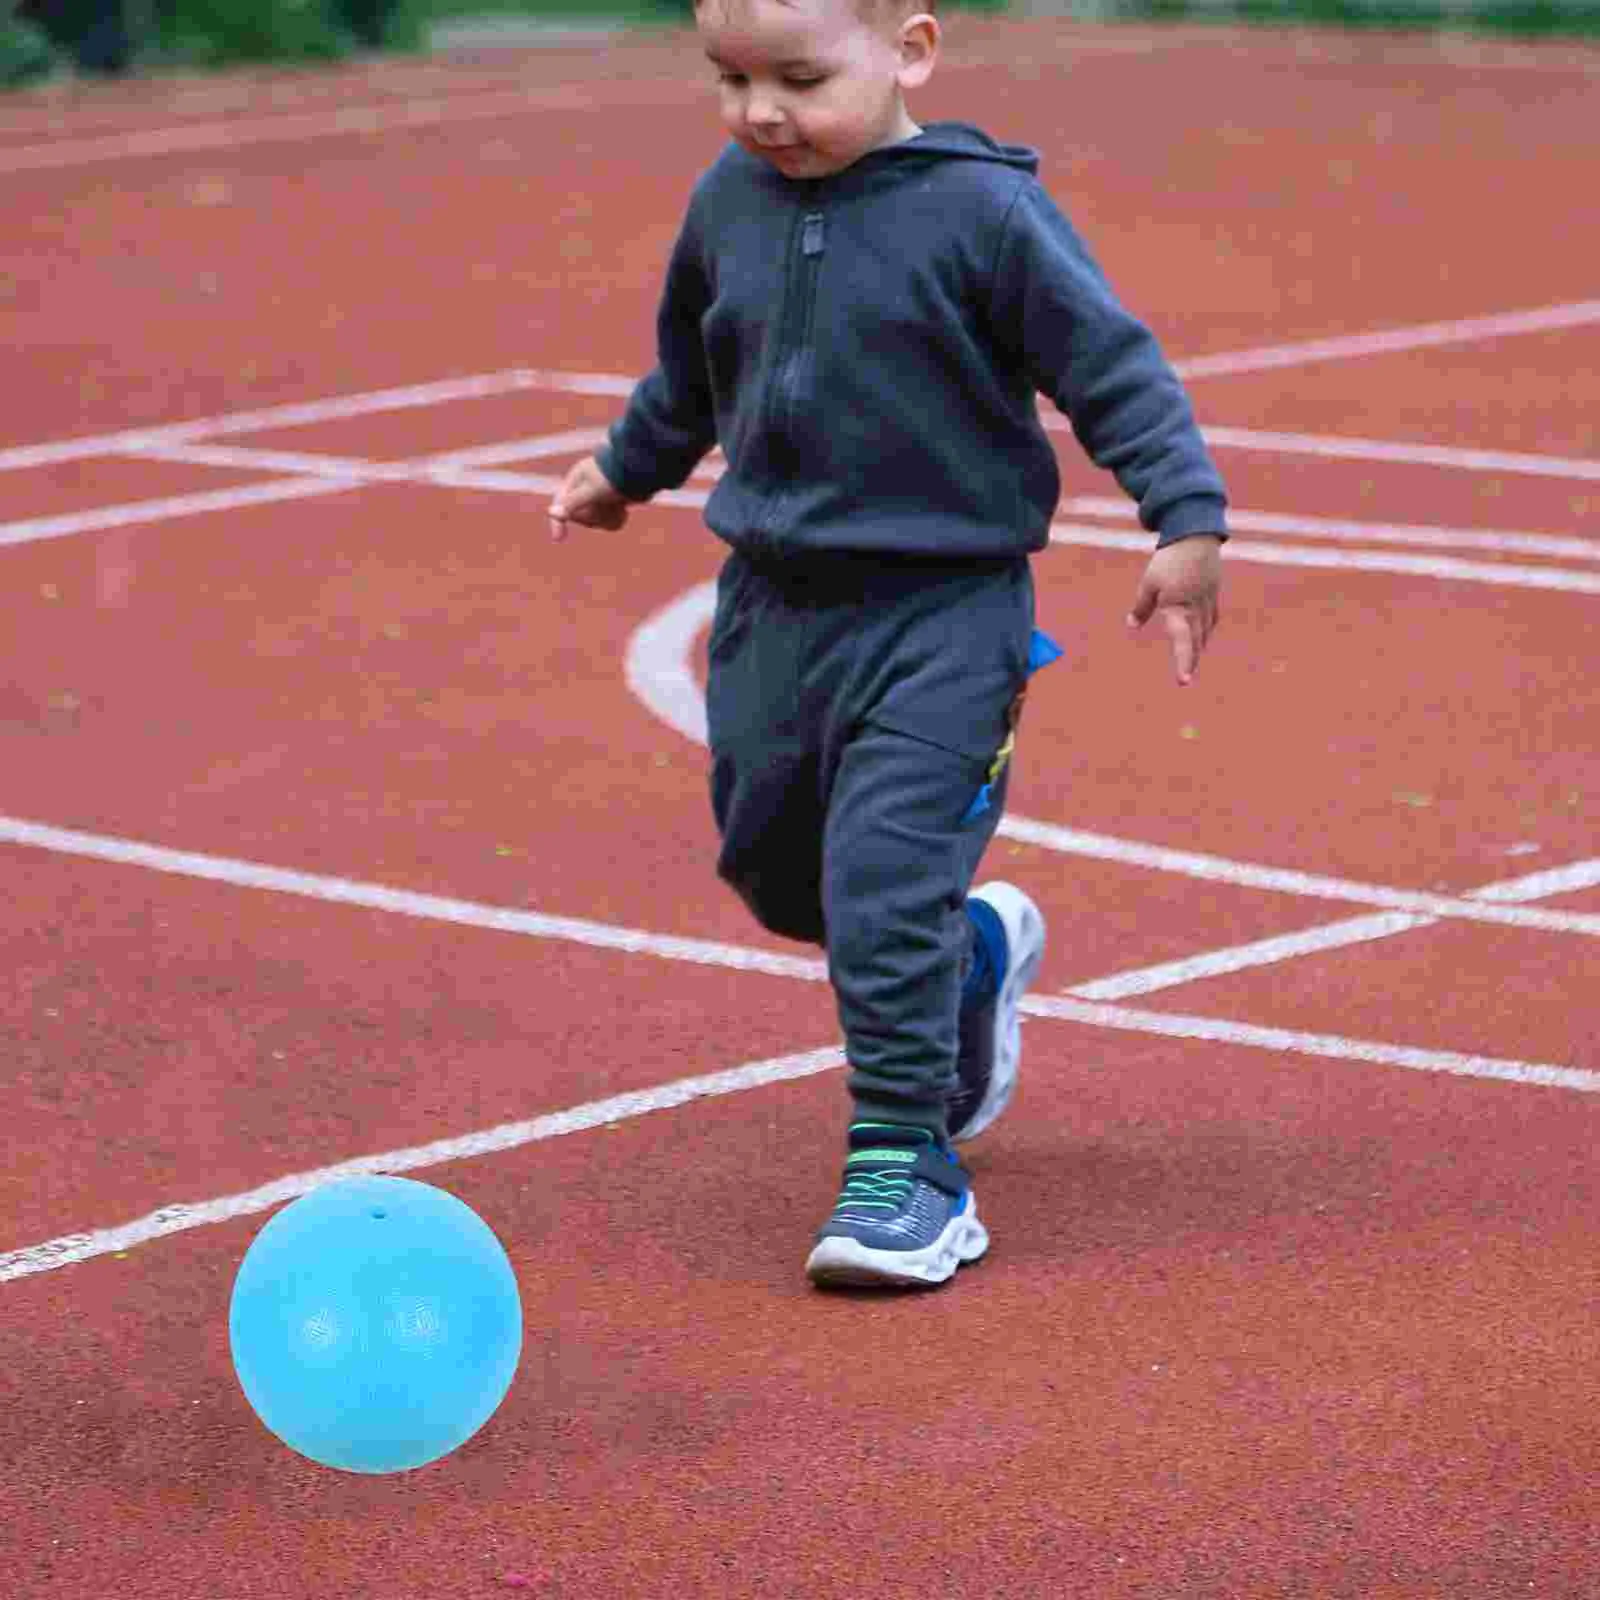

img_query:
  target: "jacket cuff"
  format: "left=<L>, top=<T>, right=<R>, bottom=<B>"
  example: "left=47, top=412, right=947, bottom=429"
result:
left=1153, top=497, right=1229, bottom=547
left=594, top=441, right=653, bottom=505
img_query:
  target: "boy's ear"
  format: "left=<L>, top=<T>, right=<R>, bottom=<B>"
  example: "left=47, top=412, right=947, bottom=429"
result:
left=896, top=13, right=939, bottom=88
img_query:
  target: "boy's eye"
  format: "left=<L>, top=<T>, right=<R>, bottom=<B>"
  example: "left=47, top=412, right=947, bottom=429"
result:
left=714, top=69, right=823, bottom=88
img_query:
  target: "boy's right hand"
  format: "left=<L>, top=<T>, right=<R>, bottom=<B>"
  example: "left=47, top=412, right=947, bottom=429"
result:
left=548, top=455, right=630, bottom=540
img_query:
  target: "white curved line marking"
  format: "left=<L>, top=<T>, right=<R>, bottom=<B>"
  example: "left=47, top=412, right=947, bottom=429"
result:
left=623, top=580, right=715, bottom=746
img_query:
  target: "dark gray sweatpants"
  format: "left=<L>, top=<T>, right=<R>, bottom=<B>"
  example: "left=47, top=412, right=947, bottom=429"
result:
left=705, top=549, right=1035, bottom=1134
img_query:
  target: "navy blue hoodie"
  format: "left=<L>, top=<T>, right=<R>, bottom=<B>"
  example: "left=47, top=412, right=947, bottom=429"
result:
left=598, top=122, right=1227, bottom=560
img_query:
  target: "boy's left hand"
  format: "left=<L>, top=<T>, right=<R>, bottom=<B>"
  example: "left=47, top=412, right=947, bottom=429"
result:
left=1126, top=534, right=1224, bottom=686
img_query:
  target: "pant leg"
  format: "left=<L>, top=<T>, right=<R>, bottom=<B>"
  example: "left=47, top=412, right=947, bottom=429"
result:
left=823, top=559, right=1034, bottom=1133
left=705, top=554, right=828, bottom=944
left=705, top=551, right=1034, bottom=1132
left=710, top=745, right=826, bottom=944
left=823, top=726, right=1010, bottom=1133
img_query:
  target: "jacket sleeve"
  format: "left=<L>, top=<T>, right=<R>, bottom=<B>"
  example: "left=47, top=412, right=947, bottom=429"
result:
left=989, top=179, right=1227, bottom=546
left=596, top=202, right=718, bottom=502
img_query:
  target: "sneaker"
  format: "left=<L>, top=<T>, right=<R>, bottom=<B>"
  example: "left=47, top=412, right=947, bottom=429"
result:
left=948, top=882, right=1046, bottom=1143
left=805, top=1123, right=989, bottom=1288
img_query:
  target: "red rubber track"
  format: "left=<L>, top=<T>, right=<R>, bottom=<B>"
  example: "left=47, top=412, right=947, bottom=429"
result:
left=2, top=20, right=1599, bottom=1598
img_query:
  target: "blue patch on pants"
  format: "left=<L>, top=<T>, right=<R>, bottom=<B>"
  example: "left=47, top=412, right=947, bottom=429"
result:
left=962, top=629, right=1063, bottom=823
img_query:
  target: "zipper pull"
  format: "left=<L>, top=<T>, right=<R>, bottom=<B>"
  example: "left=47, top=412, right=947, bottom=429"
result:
left=802, top=212, right=825, bottom=257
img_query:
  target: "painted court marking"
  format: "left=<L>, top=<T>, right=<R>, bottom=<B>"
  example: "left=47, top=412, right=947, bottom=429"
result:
left=2, top=42, right=1595, bottom=172
left=3, top=432, right=1596, bottom=596
left=1061, top=497, right=1600, bottom=564
left=2, top=345, right=1596, bottom=602
left=0, top=83, right=612, bottom=176
left=1195, top=424, right=1600, bottom=484
left=625, top=581, right=1600, bottom=938
left=1170, top=299, right=1600, bottom=380
left=0, top=367, right=630, bottom=474
left=0, top=1045, right=849, bottom=1285
left=4, top=308, right=1597, bottom=1288
left=1048, top=524, right=1600, bottom=597
left=623, top=578, right=1600, bottom=1001
left=1066, top=858, right=1600, bottom=1001
left=3, top=616, right=1596, bottom=1287
left=7, top=997, right=1597, bottom=1286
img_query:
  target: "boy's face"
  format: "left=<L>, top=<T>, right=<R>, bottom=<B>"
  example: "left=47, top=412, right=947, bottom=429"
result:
left=697, top=0, right=938, bottom=181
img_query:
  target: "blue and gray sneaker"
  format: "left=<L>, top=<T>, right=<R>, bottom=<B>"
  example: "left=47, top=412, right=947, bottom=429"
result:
left=805, top=1122, right=989, bottom=1288
left=948, top=882, right=1046, bottom=1144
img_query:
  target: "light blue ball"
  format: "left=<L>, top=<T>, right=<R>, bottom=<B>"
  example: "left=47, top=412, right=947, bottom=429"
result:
left=229, top=1176, right=522, bottom=1474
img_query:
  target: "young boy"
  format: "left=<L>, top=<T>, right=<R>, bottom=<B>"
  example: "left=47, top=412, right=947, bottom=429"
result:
left=549, top=0, right=1225, bottom=1289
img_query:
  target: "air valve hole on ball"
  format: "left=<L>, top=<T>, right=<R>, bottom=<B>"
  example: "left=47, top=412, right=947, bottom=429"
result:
left=371, top=1209, right=387, bottom=1219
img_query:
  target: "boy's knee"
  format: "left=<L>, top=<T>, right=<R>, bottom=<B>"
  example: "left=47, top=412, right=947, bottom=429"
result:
left=712, top=749, right=827, bottom=943
left=717, top=854, right=826, bottom=944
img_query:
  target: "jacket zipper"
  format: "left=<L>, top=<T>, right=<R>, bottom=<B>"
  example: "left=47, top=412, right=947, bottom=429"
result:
left=755, top=206, right=826, bottom=547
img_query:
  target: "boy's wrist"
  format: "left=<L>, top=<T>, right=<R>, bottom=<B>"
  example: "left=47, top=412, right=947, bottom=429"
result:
left=1152, top=497, right=1228, bottom=547
left=594, top=443, right=648, bottom=504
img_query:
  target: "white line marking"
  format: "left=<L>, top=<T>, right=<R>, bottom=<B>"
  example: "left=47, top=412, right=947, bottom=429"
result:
left=1022, top=994, right=1600, bottom=1095
left=1043, top=409, right=1600, bottom=476
left=624, top=580, right=716, bottom=745
left=424, top=428, right=612, bottom=469
left=1172, top=299, right=1600, bottom=381
left=3, top=783, right=1596, bottom=1287
left=1043, top=412, right=1600, bottom=480
left=994, top=812, right=1600, bottom=935
left=0, top=813, right=828, bottom=982
left=0, top=275, right=1590, bottom=1287
left=0, top=1044, right=847, bottom=1284
left=6, top=354, right=1595, bottom=484
left=0, top=476, right=361, bottom=549
left=132, top=437, right=700, bottom=505
left=1062, top=496, right=1600, bottom=563
left=0, top=33, right=1585, bottom=173
left=1067, top=857, right=1600, bottom=1000
left=625, top=582, right=1600, bottom=936
left=9, top=979, right=1597, bottom=1285
left=1068, top=912, right=1431, bottom=1001
left=13, top=459, right=1598, bottom=594
left=0, top=84, right=614, bottom=176
left=132, top=439, right=576, bottom=498
left=47, top=437, right=1596, bottom=597
left=40, top=441, right=1587, bottom=598
left=1472, top=860, right=1600, bottom=903
left=1197, top=424, right=1600, bottom=482
left=132, top=441, right=430, bottom=480
left=0, top=369, right=628, bottom=474
left=0, top=432, right=651, bottom=550
left=1049, top=523, right=1600, bottom=596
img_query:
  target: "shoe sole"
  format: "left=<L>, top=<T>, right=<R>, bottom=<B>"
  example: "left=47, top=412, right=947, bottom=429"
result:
left=805, top=1206, right=990, bottom=1289
left=952, top=881, right=1045, bottom=1145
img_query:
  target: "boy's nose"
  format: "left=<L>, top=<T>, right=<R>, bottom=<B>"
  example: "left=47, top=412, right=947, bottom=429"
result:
left=745, top=91, right=784, bottom=128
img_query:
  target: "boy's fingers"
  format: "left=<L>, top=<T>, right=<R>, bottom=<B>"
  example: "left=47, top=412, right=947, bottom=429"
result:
left=1163, top=607, right=1200, bottom=685
left=1125, top=575, right=1158, bottom=628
